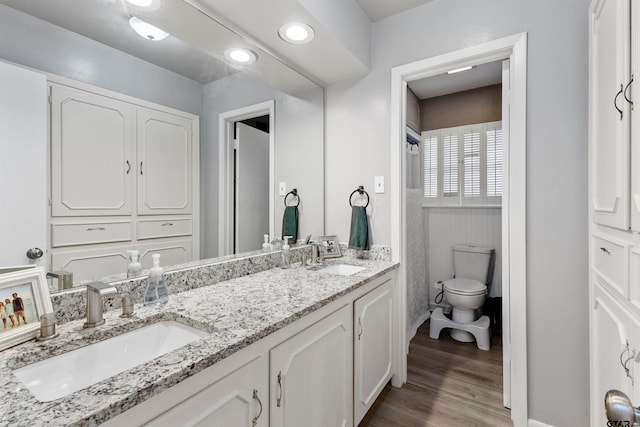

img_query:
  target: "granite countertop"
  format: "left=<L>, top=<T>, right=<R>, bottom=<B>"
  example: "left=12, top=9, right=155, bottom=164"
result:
left=0, top=258, right=398, bottom=427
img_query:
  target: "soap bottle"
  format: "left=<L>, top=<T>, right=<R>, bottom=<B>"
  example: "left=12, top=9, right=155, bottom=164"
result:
left=143, top=254, right=169, bottom=306
left=262, top=233, right=271, bottom=252
left=281, top=236, right=292, bottom=268
left=126, top=250, right=142, bottom=278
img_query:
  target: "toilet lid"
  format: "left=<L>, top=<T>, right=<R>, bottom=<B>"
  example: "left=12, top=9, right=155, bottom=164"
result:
left=444, top=278, right=487, bottom=296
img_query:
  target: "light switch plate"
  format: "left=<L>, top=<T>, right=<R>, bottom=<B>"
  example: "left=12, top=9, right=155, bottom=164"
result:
left=374, top=176, right=385, bottom=194
left=279, top=182, right=287, bottom=196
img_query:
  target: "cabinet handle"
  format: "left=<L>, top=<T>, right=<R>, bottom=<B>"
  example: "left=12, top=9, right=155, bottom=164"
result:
left=161, top=223, right=174, bottom=227
left=615, top=84, right=624, bottom=120
left=620, top=341, right=637, bottom=385
left=600, top=247, right=612, bottom=255
left=252, top=389, right=263, bottom=427
left=86, top=227, right=106, bottom=231
left=125, top=160, right=131, bottom=174
left=140, top=161, right=143, bottom=175
left=276, top=371, right=283, bottom=408
left=625, top=75, right=634, bottom=109
left=358, top=318, right=363, bottom=340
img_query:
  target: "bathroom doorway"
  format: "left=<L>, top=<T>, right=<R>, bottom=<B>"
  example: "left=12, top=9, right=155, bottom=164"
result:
left=390, top=33, right=528, bottom=425
left=218, top=101, right=275, bottom=256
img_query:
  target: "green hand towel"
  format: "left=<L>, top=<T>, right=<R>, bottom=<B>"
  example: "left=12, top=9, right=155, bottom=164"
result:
left=282, top=206, right=299, bottom=242
left=349, top=206, right=369, bottom=250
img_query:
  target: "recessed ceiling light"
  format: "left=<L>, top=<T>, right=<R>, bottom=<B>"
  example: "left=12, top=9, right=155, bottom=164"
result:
left=225, top=48, right=258, bottom=65
left=447, top=66, right=474, bottom=75
left=278, top=23, right=315, bottom=44
left=129, top=17, right=169, bottom=41
left=126, top=0, right=153, bottom=6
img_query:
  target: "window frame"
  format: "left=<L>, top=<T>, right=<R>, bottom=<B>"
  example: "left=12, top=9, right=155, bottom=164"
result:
left=421, top=120, right=502, bottom=207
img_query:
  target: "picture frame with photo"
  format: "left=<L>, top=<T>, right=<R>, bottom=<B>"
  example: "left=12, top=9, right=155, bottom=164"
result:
left=318, top=235, right=342, bottom=258
left=0, top=267, right=53, bottom=351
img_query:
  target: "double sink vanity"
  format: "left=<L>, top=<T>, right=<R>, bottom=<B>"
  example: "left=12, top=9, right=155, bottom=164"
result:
left=0, top=248, right=398, bottom=426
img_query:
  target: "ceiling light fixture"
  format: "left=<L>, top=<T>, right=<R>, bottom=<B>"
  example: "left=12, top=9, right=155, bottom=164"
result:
left=126, top=0, right=153, bottom=7
left=447, top=65, right=474, bottom=75
left=225, top=48, right=258, bottom=65
left=129, top=17, right=169, bottom=41
left=278, top=23, right=315, bottom=44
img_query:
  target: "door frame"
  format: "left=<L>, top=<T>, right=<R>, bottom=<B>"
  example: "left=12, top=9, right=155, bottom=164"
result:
left=218, top=100, right=275, bottom=256
left=390, top=33, right=528, bottom=425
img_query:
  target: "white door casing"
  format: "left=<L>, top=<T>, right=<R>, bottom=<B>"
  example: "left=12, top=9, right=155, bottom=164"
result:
left=390, top=32, right=528, bottom=425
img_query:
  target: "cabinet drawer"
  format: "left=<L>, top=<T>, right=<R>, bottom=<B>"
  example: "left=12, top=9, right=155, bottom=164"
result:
left=593, top=234, right=628, bottom=297
left=51, top=221, right=131, bottom=247
left=137, top=219, right=192, bottom=240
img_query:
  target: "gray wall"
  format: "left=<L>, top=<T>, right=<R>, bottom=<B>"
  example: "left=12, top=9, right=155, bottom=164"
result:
left=0, top=4, right=203, bottom=116
left=324, top=0, right=590, bottom=425
left=202, top=72, right=324, bottom=258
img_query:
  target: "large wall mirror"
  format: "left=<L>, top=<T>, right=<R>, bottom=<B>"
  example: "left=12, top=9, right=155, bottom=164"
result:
left=0, top=0, right=324, bottom=293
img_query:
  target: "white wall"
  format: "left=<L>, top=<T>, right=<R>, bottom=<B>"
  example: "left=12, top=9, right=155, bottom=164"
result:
left=324, top=0, right=590, bottom=425
left=427, top=207, right=502, bottom=300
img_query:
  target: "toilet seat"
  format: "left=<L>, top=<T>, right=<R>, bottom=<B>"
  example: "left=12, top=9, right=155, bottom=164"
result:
left=444, top=278, right=487, bottom=296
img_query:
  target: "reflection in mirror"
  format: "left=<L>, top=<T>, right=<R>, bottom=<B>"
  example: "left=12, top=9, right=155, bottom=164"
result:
left=0, top=0, right=324, bottom=293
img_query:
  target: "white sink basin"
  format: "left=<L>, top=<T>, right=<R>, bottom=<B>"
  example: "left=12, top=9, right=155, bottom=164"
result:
left=14, top=320, right=207, bottom=402
left=320, top=264, right=366, bottom=276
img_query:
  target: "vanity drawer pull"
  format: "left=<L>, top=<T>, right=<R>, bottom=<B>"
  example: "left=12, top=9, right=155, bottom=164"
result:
left=86, top=227, right=106, bottom=232
left=161, top=223, right=174, bottom=227
left=276, top=371, right=283, bottom=408
left=600, top=247, right=612, bottom=255
left=252, top=389, right=263, bottom=426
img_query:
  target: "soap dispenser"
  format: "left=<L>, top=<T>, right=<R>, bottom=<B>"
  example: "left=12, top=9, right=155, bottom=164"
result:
left=143, top=254, right=169, bottom=306
left=262, top=233, right=271, bottom=252
left=281, top=236, right=292, bottom=268
left=126, top=250, right=142, bottom=278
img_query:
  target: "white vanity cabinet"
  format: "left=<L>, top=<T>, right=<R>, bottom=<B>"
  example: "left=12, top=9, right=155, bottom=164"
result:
left=103, top=271, right=396, bottom=427
left=590, top=0, right=640, bottom=422
left=48, top=79, right=199, bottom=283
left=354, top=279, right=394, bottom=425
left=270, top=304, right=353, bottom=427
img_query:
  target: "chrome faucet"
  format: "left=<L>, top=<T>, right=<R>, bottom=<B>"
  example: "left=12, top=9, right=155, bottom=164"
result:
left=46, top=270, right=73, bottom=291
left=83, top=281, right=118, bottom=328
left=310, top=242, right=327, bottom=265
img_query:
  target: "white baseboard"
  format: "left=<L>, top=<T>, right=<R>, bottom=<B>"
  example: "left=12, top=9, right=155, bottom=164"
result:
left=528, top=419, right=555, bottom=427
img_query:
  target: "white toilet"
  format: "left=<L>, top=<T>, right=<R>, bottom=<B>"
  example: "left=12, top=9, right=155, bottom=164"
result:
left=429, top=245, right=495, bottom=350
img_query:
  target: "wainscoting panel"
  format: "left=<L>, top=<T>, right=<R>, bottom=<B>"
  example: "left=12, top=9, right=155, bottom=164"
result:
left=427, top=207, right=502, bottom=303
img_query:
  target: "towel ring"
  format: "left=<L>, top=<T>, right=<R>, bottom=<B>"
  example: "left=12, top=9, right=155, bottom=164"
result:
left=284, top=189, right=300, bottom=207
left=349, top=186, right=369, bottom=209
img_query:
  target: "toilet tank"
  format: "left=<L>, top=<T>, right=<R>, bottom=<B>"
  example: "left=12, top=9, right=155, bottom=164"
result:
left=452, top=245, right=496, bottom=285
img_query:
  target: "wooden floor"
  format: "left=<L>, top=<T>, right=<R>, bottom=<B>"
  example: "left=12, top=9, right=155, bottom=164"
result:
left=359, top=319, right=512, bottom=427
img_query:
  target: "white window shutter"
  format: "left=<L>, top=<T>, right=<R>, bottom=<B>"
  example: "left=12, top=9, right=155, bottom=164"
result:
left=463, top=130, right=481, bottom=198
left=423, top=134, right=438, bottom=198
left=442, top=133, right=458, bottom=196
left=486, top=127, right=503, bottom=197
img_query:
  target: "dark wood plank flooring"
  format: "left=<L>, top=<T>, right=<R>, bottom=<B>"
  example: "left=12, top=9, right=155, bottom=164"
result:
left=359, top=319, right=512, bottom=427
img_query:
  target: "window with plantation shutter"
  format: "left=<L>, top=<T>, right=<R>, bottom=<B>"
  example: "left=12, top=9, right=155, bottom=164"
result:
left=423, top=135, right=438, bottom=198
left=442, top=134, right=458, bottom=196
left=463, top=130, right=481, bottom=198
left=422, top=121, right=502, bottom=206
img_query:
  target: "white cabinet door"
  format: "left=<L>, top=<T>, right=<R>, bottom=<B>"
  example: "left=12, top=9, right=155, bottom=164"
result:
left=50, top=84, right=134, bottom=217
left=591, top=280, right=638, bottom=425
left=50, top=245, right=130, bottom=284
left=146, top=356, right=267, bottom=427
left=137, top=108, right=193, bottom=215
left=136, top=238, right=192, bottom=270
left=591, top=0, right=631, bottom=230
left=270, top=304, right=353, bottom=427
left=354, top=279, right=394, bottom=424
left=0, top=62, right=47, bottom=267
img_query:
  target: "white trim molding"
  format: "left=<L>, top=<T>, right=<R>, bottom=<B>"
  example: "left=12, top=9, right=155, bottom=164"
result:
left=390, top=32, right=528, bottom=426
left=528, top=419, right=556, bottom=427
left=218, top=100, right=275, bottom=256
